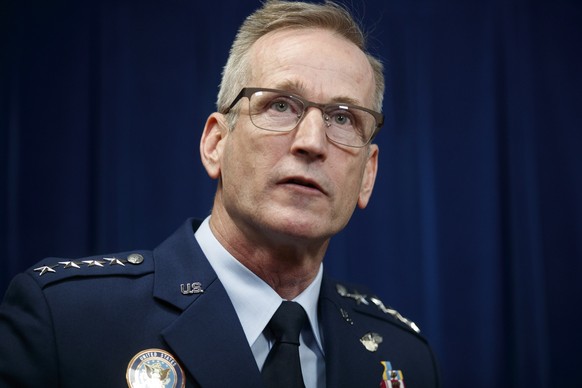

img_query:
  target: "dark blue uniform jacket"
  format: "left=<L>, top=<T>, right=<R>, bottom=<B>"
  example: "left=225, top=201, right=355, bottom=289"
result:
left=0, top=219, right=440, bottom=387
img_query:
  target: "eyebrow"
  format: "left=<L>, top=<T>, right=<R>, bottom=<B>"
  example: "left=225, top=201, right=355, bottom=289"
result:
left=273, top=79, right=364, bottom=107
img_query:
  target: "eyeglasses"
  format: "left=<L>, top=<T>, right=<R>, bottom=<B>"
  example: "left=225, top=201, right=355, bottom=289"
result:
left=222, top=88, right=383, bottom=148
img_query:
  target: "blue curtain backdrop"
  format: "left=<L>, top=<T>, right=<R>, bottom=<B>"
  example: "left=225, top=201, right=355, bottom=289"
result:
left=1, top=0, right=581, bottom=387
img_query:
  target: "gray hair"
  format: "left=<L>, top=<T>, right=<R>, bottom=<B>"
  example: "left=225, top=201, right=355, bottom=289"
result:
left=216, top=0, right=384, bottom=127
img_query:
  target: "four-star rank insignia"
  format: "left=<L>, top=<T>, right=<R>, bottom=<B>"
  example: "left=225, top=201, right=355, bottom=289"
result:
left=127, top=348, right=185, bottom=388
left=32, top=254, right=145, bottom=277
left=335, top=283, right=421, bottom=334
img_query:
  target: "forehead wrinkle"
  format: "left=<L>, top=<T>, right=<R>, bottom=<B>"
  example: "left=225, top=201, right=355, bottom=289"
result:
left=272, top=79, right=309, bottom=96
left=272, top=79, right=365, bottom=107
left=249, top=28, right=375, bottom=108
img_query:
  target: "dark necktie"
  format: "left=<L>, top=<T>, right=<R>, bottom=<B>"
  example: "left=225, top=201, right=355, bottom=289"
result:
left=262, top=301, right=308, bottom=388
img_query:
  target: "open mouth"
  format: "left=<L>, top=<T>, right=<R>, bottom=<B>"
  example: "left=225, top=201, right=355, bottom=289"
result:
left=281, top=177, right=325, bottom=194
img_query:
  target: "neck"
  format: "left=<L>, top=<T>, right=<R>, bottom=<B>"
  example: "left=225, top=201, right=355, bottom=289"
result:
left=209, top=211, right=328, bottom=300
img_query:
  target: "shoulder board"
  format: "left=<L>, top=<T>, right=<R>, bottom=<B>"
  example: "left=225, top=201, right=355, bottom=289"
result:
left=334, top=282, right=421, bottom=334
left=27, top=250, right=154, bottom=288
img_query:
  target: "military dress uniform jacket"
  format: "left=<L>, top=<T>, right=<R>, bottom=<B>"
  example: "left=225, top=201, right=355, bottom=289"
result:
left=0, top=219, right=440, bottom=387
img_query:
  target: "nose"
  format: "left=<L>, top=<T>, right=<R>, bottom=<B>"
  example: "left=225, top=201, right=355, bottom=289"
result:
left=289, top=107, right=328, bottom=161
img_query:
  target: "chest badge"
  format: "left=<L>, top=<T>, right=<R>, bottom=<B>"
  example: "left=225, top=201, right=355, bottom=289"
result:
left=127, top=348, right=185, bottom=388
left=360, top=332, right=383, bottom=352
left=379, top=361, right=406, bottom=388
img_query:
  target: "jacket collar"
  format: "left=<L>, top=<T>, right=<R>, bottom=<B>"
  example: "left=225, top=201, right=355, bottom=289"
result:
left=153, top=218, right=264, bottom=387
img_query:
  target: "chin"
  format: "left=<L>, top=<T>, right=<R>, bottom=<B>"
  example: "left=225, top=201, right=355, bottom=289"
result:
left=262, top=213, right=337, bottom=243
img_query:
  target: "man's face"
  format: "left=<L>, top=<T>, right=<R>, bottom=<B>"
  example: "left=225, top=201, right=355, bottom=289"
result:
left=206, top=28, right=379, bottom=246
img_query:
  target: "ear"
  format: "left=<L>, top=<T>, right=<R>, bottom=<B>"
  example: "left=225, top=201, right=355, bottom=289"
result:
left=200, top=113, right=229, bottom=180
left=357, top=144, right=379, bottom=209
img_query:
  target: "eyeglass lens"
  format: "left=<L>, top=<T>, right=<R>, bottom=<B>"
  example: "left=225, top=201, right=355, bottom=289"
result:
left=248, top=90, right=375, bottom=147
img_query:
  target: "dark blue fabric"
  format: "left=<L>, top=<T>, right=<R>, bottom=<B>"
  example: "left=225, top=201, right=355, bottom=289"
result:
left=0, top=219, right=439, bottom=387
left=1, top=0, right=580, bottom=387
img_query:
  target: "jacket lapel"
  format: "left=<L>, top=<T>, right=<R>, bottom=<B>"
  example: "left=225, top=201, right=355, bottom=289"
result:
left=161, top=280, right=263, bottom=387
left=319, top=276, right=384, bottom=387
left=151, top=220, right=385, bottom=387
left=153, top=219, right=263, bottom=387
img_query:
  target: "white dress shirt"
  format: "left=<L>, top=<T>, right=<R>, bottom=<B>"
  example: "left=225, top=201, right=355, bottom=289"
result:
left=195, top=216, right=326, bottom=388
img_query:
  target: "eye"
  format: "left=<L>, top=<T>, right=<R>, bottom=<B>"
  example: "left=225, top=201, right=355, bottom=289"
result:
left=329, top=110, right=355, bottom=126
left=271, top=100, right=290, bottom=113
left=267, top=96, right=301, bottom=116
left=333, top=113, right=350, bottom=125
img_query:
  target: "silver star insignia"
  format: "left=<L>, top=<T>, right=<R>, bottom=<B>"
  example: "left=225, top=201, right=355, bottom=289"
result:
left=336, top=284, right=349, bottom=297
left=336, top=284, right=369, bottom=305
left=59, top=261, right=81, bottom=269
left=369, top=296, right=421, bottom=333
left=82, top=260, right=105, bottom=267
left=104, top=257, right=126, bottom=266
left=350, top=290, right=369, bottom=305
left=33, top=265, right=57, bottom=276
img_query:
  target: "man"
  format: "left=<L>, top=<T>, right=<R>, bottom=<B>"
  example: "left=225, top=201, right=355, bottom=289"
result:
left=0, top=1, right=440, bottom=387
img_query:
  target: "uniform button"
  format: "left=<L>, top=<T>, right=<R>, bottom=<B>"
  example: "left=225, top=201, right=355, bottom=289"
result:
left=127, top=253, right=144, bottom=264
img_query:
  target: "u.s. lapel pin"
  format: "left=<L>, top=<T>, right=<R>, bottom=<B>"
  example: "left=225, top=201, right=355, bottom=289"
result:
left=360, top=332, right=383, bottom=352
left=180, top=282, right=204, bottom=295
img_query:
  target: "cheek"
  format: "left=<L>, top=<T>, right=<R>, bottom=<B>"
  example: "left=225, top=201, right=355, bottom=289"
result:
left=221, top=133, right=272, bottom=188
left=332, top=159, right=367, bottom=204
left=331, top=156, right=364, bottom=186
left=220, top=139, right=247, bottom=190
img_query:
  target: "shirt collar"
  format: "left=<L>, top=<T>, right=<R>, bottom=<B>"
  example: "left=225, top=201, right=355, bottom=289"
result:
left=195, top=216, right=324, bottom=352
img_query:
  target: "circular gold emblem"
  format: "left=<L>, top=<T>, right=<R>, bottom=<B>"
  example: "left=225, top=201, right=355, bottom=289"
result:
left=126, top=348, right=185, bottom=388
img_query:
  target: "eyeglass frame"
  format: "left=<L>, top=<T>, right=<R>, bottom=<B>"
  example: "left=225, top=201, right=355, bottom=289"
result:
left=221, top=87, right=384, bottom=148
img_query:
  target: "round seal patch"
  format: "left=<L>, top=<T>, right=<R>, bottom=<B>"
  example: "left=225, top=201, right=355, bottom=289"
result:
left=126, top=348, right=185, bottom=388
